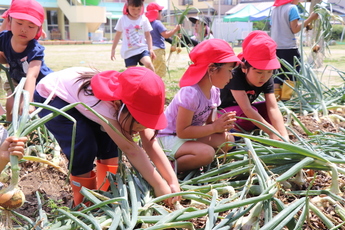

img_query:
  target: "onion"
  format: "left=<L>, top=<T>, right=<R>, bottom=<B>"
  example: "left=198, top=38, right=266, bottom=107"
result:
left=0, top=187, right=25, bottom=210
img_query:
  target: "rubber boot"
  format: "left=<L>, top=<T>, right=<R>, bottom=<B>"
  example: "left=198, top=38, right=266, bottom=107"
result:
left=70, top=171, right=96, bottom=206
left=274, top=88, right=282, bottom=101
left=281, top=80, right=295, bottom=101
left=96, top=160, right=118, bottom=191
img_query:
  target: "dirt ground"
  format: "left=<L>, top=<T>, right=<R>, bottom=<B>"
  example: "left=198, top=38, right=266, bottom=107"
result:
left=0, top=111, right=341, bottom=228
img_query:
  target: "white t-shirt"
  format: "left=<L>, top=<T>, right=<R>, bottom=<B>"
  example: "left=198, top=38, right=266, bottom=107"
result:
left=36, top=67, right=116, bottom=123
left=115, top=15, right=152, bottom=59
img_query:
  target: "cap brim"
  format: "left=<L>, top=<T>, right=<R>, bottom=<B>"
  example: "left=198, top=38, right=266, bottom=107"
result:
left=189, top=17, right=199, bottom=24
left=179, top=64, right=208, bottom=87
left=180, top=55, right=241, bottom=87
left=250, top=59, right=281, bottom=70
left=127, top=105, right=167, bottom=130
left=145, top=11, right=159, bottom=22
left=9, top=12, right=41, bottom=26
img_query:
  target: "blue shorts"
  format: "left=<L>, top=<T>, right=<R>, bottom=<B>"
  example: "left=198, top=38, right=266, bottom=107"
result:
left=34, top=91, right=118, bottom=176
left=125, top=50, right=150, bottom=67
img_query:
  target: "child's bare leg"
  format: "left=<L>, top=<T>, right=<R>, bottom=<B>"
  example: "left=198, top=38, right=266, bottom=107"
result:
left=140, top=56, right=155, bottom=72
left=198, top=132, right=235, bottom=153
left=174, top=141, right=215, bottom=172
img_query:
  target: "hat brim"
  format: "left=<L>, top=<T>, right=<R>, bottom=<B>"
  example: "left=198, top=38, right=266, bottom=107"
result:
left=180, top=55, right=241, bottom=87
left=127, top=104, right=167, bottom=130
left=9, top=12, right=42, bottom=26
left=179, top=63, right=208, bottom=87
left=145, top=10, right=159, bottom=22
left=249, top=58, right=281, bottom=70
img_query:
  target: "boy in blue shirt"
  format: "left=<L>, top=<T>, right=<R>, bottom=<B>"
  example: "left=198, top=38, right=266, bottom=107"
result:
left=145, top=2, right=181, bottom=78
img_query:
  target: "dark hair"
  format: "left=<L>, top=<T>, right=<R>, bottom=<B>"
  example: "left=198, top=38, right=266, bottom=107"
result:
left=76, top=73, right=157, bottom=140
left=117, top=103, right=158, bottom=140
left=127, top=0, right=144, bottom=7
left=241, top=59, right=253, bottom=70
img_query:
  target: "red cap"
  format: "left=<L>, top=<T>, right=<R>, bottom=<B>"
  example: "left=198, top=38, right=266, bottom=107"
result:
left=8, top=0, right=44, bottom=39
left=273, top=0, right=292, bottom=6
left=242, top=31, right=280, bottom=70
left=8, top=0, right=44, bottom=26
left=91, top=67, right=167, bottom=130
left=1, top=10, right=9, bottom=19
left=147, top=2, right=164, bottom=11
left=145, top=2, right=164, bottom=22
left=180, top=39, right=241, bottom=87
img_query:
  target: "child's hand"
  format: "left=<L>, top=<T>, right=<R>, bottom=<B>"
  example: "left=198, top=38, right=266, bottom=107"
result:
left=0, top=136, right=27, bottom=161
left=150, top=49, right=156, bottom=60
left=175, top=24, right=181, bottom=33
left=165, top=183, right=181, bottom=207
left=152, top=182, right=182, bottom=207
left=110, top=50, right=116, bottom=61
left=213, top=111, right=236, bottom=133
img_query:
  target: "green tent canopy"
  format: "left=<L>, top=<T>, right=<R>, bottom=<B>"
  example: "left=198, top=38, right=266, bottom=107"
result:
left=223, top=4, right=259, bottom=22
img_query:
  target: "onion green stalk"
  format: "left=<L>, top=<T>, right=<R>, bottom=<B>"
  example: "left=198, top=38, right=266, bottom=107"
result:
left=0, top=78, right=28, bottom=210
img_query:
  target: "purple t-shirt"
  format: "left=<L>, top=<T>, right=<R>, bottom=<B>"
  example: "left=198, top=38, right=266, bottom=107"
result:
left=159, top=84, right=220, bottom=136
left=150, top=20, right=167, bottom=49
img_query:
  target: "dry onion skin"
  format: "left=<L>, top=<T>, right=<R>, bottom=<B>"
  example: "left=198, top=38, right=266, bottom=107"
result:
left=0, top=188, right=25, bottom=210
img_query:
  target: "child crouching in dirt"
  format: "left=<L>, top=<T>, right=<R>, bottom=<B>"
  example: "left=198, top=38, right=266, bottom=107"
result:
left=34, top=67, right=180, bottom=207
left=218, top=31, right=289, bottom=141
left=157, top=39, right=241, bottom=173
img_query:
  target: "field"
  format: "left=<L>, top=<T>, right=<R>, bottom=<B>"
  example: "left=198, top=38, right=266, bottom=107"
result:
left=1, top=42, right=345, bottom=229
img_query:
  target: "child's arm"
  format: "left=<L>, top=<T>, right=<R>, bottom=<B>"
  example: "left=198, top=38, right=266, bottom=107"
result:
left=111, top=31, right=122, bottom=61
left=290, top=12, right=318, bottom=34
left=231, top=90, right=282, bottom=139
left=265, top=93, right=289, bottom=140
left=24, top=60, right=41, bottom=114
left=176, top=106, right=235, bottom=139
left=141, top=129, right=181, bottom=206
left=161, top=24, right=181, bottom=39
left=145, top=31, right=156, bottom=60
left=99, top=118, right=174, bottom=199
left=0, top=136, right=27, bottom=172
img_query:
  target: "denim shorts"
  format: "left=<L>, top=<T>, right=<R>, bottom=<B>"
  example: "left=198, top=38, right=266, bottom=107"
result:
left=34, top=91, right=118, bottom=176
left=125, top=50, right=150, bottom=67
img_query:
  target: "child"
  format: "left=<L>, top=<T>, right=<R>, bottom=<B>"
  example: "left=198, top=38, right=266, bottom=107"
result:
left=188, top=16, right=214, bottom=43
left=145, top=2, right=181, bottom=78
left=110, top=0, right=156, bottom=72
left=219, top=31, right=289, bottom=141
left=0, top=126, right=27, bottom=173
left=271, top=0, right=318, bottom=100
left=34, top=67, right=180, bottom=206
left=157, top=39, right=240, bottom=173
left=0, top=0, right=53, bottom=121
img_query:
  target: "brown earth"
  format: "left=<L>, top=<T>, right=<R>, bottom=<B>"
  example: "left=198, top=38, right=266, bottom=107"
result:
left=1, top=112, right=345, bottom=229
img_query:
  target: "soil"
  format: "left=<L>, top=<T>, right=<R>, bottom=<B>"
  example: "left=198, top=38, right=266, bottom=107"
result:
left=1, top=112, right=345, bottom=229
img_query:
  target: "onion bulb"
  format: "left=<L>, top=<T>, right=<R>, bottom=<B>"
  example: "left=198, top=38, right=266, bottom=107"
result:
left=0, top=187, right=25, bottom=210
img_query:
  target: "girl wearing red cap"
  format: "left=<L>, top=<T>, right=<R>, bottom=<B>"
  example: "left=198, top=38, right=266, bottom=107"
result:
left=158, top=39, right=240, bottom=173
left=111, top=0, right=156, bottom=72
left=145, top=2, right=181, bottom=78
left=34, top=67, right=180, bottom=207
left=271, top=0, right=318, bottom=101
left=219, top=31, right=289, bottom=141
left=0, top=0, right=52, bottom=122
